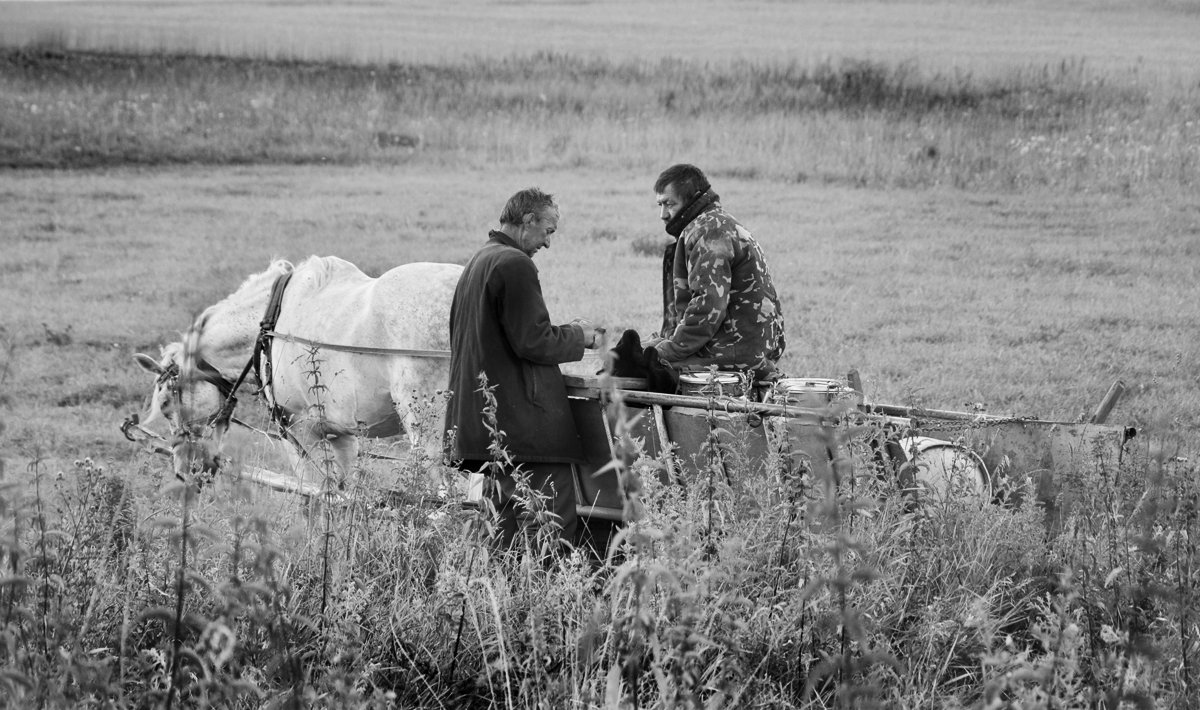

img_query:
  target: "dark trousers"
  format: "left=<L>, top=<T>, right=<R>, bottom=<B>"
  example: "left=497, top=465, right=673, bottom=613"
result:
left=464, top=460, right=579, bottom=550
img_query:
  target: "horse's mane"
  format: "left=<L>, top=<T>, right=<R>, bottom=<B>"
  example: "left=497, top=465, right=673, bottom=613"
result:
left=160, top=341, right=185, bottom=365
left=190, top=257, right=358, bottom=338
left=196, top=259, right=295, bottom=325
left=294, top=255, right=360, bottom=292
left=234, top=258, right=295, bottom=296
left=249, top=258, right=296, bottom=290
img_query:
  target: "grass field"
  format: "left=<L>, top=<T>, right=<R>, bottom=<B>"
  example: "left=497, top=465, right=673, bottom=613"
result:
left=3, top=161, right=1198, bottom=706
left=4, top=48, right=1199, bottom=194
left=4, top=164, right=1198, bottom=467
left=5, top=0, right=1200, bottom=75
left=2, top=1, right=1200, bottom=707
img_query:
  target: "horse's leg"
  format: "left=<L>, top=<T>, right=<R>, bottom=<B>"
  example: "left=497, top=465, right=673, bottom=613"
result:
left=278, top=423, right=328, bottom=491
left=282, top=416, right=361, bottom=491
left=397, top=407, right=441, bottom=458
left=389, top=385, right=454, bottom=496
left=276, top=436, right=309, bottom=478
left=325, top=433, right=360, bottom=488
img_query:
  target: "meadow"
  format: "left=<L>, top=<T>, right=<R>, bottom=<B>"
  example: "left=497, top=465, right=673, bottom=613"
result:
left=3, top=1, right=1200, bottom=707
left=5, top=0, right=1200, bottom=75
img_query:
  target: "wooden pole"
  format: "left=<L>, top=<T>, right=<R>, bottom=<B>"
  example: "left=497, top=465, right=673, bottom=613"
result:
left=1089, top=379, right=1126, bottom=424
left=617, top=389, right=827, bottom=419
left=860, top=402, right=1011, bottom=423
left=847, top=368, right=863, bottom=394
left=652, top=404, right=680, bottom=481
left=614, top=389, right=909, bottom=427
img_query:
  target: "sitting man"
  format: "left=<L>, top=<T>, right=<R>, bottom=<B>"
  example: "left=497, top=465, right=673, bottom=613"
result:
left=642, top=163, right=786, bottom=387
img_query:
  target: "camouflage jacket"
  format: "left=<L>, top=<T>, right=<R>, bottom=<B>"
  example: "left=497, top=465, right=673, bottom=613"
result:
left=656, top=201, right=785, bottom=371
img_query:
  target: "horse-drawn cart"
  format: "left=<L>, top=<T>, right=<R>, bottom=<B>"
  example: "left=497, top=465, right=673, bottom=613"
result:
left=556, top=372, right=1141, bottom=527
left=212, top=369, right=1142, bottom=533
left=123, top=255, right=1153, bottom=532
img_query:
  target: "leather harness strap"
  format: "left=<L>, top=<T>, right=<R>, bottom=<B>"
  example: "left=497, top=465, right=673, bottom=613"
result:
left=252, top=269, right=294, bottom=397
left=248, top=270, right=295, bottom=436
left=263, top=330, right=451, bottom=359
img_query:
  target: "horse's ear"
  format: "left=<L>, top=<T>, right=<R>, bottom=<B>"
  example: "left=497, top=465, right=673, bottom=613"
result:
left=133, top=353, right=164, bottom=375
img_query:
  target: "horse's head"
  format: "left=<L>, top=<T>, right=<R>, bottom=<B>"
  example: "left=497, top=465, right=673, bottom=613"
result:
left=130, top=326, right=236, bottom=479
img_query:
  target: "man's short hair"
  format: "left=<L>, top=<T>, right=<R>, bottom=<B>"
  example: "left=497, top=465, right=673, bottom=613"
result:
left=654, top=164, right=711, bottom=199
left=500, top=187, right=557, bottom=226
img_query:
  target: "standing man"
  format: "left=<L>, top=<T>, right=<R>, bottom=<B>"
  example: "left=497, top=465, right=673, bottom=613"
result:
left=652, top=163, right=785, bottom=378
left=445, top=187, right=601, bottom=550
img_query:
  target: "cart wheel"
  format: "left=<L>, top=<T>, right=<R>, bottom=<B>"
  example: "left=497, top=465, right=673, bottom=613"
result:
left=897, top=437, right=990, bottom=505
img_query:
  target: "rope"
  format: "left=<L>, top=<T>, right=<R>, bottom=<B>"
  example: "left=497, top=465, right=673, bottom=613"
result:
left=264, top=330, right=451, bottom=359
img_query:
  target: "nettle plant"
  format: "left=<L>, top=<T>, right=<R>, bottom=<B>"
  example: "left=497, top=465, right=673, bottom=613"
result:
left=3, top=342, right=1199, bottom=707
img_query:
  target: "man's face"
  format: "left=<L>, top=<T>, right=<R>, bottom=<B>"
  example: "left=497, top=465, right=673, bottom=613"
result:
left=517, top=207, right=558, bottom=257
left=656, top=183, right=687, bottom=225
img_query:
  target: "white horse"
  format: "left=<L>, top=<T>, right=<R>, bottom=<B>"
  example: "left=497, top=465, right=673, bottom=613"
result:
left=130, top=256, right=462, bottom=483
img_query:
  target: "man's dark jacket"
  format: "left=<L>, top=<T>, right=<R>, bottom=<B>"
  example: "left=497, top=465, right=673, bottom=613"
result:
left=445, top=231, right=587, bottom=464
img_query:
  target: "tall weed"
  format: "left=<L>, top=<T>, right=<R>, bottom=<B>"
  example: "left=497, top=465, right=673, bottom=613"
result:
left=2, top=345, right=1199, bottom=706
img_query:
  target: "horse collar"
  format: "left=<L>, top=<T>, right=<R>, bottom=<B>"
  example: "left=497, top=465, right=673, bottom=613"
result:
left=196, top=270, right=294, bottom=437
left=252, top=270, right=295, bottom=423
left=260, top=270, right=294, bottom=337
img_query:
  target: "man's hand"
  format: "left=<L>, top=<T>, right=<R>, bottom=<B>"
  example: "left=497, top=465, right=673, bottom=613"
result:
left=572, top=319, right=605, bottom=349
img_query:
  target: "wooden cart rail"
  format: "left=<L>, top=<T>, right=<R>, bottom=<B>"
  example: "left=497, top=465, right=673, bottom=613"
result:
left=563, top=375, right=1145, bottom=528
left=610, top=388, right=909, bottom=424
left=225, top=374, right=1145, bottom=536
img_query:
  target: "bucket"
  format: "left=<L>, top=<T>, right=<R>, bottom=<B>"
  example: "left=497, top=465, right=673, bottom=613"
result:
left=774, top=377, right=863, bottom=409
left=897, top=436, right=990, bottom=502
left=463, top=471, right=485, bottom=503
left=678, top=371, right=746, bottom=398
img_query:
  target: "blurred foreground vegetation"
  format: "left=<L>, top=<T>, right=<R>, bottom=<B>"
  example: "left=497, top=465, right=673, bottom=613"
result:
left=1, top=395, right=1198, bottom=707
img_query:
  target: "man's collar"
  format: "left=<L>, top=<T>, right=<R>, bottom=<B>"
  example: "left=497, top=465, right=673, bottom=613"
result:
left=664, top=189, right=719, bottom=237
left=489, top=229, right=521, bottom=250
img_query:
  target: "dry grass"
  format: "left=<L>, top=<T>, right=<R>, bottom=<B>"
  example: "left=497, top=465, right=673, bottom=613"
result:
left=4, top=0, right=1200, bottom=76
left=2, top=2, right=1200, bottom=704
left=3, top=49, right=1197, bottom=196
left=3, top=164, right=1198, bottom=474
left=3, top=161, right=1198, bottom=704
left=2, top=381, right=1196, bottom=707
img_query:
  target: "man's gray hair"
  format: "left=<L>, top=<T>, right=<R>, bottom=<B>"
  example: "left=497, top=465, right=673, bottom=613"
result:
left=500, top=187, right=557, bottom=226
left=654, top=164, right=711, bottom=199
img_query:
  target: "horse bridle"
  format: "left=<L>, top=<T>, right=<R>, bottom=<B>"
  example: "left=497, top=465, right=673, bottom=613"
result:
left=182, top=357, right=242, bottom=434
left=177, top=269, right=295, bottom=442
left=145, top=357, right=241, bottom=445
left=123, top=270, right=293, bottom=451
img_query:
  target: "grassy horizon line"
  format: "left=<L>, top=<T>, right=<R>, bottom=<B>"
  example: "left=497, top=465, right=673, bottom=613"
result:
left=1, top=45, right=1197, bottom=193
